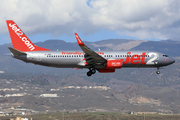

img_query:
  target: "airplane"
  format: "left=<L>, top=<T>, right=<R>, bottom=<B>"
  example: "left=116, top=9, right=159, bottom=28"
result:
left=6, top=20, right=175, bottom=76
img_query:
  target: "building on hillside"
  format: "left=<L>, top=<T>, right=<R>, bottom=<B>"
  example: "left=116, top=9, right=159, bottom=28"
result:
left=10, top=118, right=16, bottom=120
left=40, top=94, right=59, bottom=97
left=0, top=111, right=5, bottom=116
left=15, top=117, right=28, bottom=120
left=136, top=112, right=157, bottom=114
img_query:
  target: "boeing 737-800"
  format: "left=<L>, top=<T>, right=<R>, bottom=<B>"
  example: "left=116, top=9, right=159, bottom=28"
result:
left=6, top=20, right=175, bottom=76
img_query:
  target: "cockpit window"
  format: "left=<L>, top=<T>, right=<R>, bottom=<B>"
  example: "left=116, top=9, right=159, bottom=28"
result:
left=163, top=55, right=168, bottom=57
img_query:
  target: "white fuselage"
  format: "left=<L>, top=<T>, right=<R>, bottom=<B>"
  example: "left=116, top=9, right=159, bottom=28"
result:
left=13, top=50, right=175, bottom=69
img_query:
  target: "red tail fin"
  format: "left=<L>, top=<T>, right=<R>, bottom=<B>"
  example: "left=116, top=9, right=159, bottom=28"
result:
left=6, top=20, right=50, bottom=52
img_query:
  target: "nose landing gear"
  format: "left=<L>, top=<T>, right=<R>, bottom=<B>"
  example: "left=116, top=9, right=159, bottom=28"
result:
left=156, top=67, right=160, bottom=74
left=87, top=68, right=96, bottom=76
left=156, top=71, right=160, bottom=74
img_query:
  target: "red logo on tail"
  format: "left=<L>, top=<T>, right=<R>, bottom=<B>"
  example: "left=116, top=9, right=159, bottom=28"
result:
left=9, top=23, right=35, bottom=51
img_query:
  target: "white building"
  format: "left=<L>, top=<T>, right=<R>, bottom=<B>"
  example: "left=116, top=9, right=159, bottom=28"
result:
left=40, top=94, right=58, bottom=97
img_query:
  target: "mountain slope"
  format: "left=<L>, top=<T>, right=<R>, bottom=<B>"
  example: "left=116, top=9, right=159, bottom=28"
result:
left=131, top=40, right=180, bottom=57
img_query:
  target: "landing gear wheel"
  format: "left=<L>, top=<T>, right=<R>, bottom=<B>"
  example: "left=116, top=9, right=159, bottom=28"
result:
left=156, top=67, right=160, bottom=74
left=87, top=71, right=92, bottom=76
left=91, top=69, right=96, bottom=74
left=156, top=71, right=160, bottom=74
left=87, top=68, right=96, bottom=76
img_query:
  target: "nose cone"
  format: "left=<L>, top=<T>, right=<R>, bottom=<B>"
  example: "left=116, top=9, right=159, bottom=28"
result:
left=169, top=57, right=175, bottom=64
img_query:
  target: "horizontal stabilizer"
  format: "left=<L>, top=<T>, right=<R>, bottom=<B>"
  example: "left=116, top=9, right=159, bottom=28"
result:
left=8, top=47, right=26, bottom=55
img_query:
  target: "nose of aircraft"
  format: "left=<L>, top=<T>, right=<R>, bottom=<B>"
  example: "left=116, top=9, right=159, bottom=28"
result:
left=169, top=57, right=175, bottom=64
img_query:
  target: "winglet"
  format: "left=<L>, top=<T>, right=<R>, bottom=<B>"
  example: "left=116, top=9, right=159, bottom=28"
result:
left=75, top=33, right=85, bottom=46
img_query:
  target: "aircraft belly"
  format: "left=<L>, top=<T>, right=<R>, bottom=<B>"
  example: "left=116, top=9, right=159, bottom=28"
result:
left=122, top=62, right=157, bottom=68
left=39, top=58, right=82, bottom=68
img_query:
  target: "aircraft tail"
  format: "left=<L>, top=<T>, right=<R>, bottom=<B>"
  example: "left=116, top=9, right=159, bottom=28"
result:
left=6, top=20, right=50, bottom=52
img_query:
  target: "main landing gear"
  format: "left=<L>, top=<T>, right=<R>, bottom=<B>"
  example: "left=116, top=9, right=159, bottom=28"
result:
left=156, top=67, right=160, bottom=74
left=87, top=68, right=96, bottom=76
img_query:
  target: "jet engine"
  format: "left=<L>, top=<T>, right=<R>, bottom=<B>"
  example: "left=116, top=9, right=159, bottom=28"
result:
left=106, top=59, right=123, bottom=69
left=98, top=60, right=123, bottom=73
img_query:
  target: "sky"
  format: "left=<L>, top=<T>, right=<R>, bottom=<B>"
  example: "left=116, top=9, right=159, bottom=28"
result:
left=1, top=0, right=180, bottom=45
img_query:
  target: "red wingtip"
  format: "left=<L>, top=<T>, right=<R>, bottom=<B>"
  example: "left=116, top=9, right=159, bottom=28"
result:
left=74, top=33, right=85, bottom=46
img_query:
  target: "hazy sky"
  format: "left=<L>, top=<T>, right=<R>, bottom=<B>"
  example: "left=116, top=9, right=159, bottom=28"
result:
left=1, top=0, right=180, bottom=45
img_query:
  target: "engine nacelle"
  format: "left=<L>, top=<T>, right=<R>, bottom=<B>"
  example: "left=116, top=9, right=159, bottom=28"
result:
left=98, top=60, right=123, bottom=73
left=106, top=60, right=123, bottom=69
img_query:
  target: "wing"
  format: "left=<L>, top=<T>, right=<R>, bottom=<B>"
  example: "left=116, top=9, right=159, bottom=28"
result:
left=75, top=33, right=107, bottom=67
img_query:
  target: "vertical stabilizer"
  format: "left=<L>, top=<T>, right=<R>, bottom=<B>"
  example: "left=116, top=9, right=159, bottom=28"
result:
left=6, top=20, right=50, bottom=52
